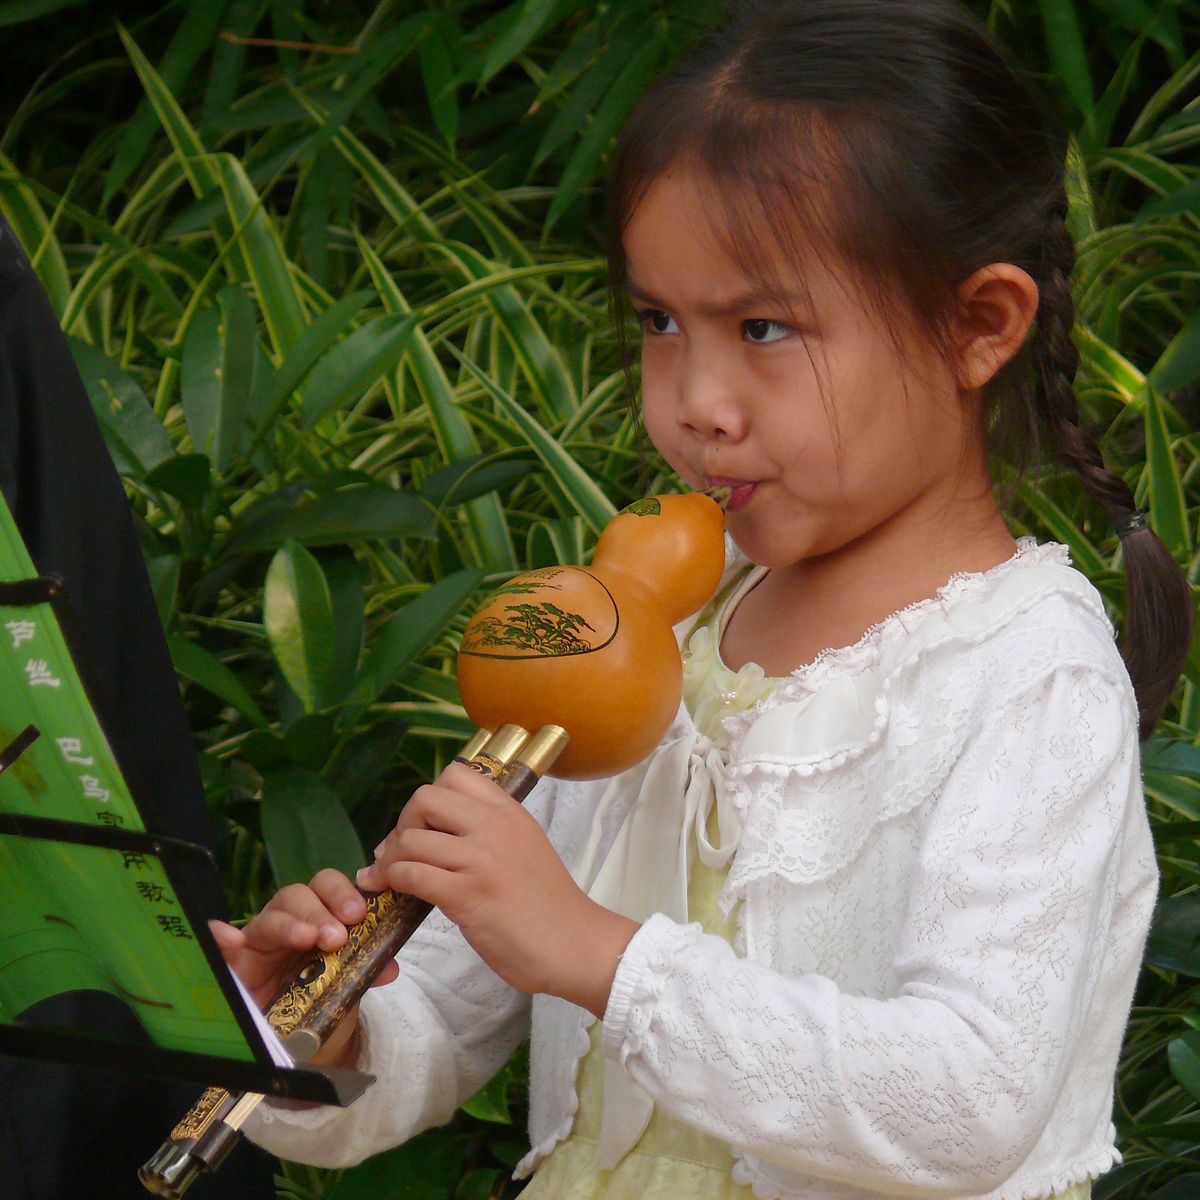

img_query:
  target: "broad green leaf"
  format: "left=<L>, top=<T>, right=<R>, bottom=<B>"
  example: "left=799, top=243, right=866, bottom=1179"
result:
left=1145, top=894, right=1200, bottom=975
left=67, top=337, right=174, bottom=477
left=421, top=455, right=536, bottom=507
left=180, top=284, right=258, bottom=473
left=318, top=551, right=366, bottom=710
left=145, top=453, right=212, bottom=511
left=1169, top=1030, right=1200, bottom=1102
left=349, top=569, right=484, bottom=712
left=264, top=538, right=335, bottom=713
left=167, top=635, right=269, bottom=729
left=327, top=1129, right=465, bottom=1200
left=300, top=313, right=421, bottom=430
left=1140, top=380, right=1190, bottom=557
left=225, top=485, right=435, bottom=556
left=261, top=766, right=365, bottom=887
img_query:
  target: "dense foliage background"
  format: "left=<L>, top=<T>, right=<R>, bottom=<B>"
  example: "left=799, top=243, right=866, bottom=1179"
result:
left=1, top=0, right=1197, bottom=1196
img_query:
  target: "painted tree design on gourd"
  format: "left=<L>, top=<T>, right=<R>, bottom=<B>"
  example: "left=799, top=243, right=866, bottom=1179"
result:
left=463, top=600, right=598, bottom=656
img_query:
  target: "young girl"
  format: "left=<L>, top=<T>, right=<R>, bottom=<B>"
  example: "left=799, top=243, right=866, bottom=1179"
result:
left=218, top=1, right=1194, bottom=1196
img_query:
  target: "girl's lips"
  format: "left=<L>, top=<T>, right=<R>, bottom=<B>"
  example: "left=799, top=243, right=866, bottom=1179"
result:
left=707, top=478, right=759, bottom=511
left=726, top=482, right=758, bottom=512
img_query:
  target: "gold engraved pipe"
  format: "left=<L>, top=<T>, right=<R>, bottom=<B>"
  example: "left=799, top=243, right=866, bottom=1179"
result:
left=140, top=723, right=566, bottom=1198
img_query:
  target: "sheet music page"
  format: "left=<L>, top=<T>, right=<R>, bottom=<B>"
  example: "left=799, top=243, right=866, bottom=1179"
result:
left=228, top=966, right=294, bottom=1068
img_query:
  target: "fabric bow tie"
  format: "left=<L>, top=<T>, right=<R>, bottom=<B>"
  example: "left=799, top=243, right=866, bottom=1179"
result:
left=573, top=727, right=741, bottom=1168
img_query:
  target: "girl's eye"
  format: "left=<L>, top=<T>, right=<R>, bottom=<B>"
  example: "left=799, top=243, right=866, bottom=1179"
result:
left=638, top=309, right=678, bottom=336
left=743, top=319, right=790, bottom=344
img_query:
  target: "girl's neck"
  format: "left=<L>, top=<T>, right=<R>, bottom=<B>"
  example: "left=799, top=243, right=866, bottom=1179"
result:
left=720, top=503, right=1019, bottom=678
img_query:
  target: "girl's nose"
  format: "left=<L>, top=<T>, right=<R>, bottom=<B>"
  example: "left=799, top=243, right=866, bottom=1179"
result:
left=677, top=365, right=748, bottom=443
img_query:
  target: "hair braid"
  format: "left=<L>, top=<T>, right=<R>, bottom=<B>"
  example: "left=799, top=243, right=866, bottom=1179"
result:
left=1032, top=199, right=1194, bottom=739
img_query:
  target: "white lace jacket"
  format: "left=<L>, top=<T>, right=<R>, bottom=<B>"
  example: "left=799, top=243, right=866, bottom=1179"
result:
left=243, top=537, right=1158, bottom=1200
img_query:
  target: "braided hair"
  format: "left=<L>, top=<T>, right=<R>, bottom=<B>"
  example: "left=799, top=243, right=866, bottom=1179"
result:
left=604, top=0, right=1192, bottom=739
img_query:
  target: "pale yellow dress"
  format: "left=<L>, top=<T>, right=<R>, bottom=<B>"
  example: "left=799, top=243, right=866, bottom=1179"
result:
left=519, top=565, right=1092, bottom=1200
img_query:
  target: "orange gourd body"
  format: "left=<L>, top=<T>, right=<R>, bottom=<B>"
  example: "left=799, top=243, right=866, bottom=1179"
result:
left=456, top=493, right=726, bottom=779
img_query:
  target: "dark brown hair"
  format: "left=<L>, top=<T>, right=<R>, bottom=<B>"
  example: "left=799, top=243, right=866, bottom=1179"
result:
left=602, top=0, right=1193, bottom=741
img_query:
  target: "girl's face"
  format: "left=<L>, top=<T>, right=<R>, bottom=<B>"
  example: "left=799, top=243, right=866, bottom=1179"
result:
left=623, top=163, right=981, bottom=573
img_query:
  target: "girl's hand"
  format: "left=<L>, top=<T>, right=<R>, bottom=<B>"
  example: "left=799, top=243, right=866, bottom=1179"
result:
left=356, top=761, right=639, bottom=1018
left=208, top=871, right=401, bottom=1067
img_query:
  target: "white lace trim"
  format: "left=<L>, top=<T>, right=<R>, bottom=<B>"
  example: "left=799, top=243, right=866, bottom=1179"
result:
left=718, top=536, right=1080, bottom=743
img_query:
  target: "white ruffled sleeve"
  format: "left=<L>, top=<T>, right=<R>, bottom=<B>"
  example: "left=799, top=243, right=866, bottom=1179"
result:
left=239, top=779, right=561, bottom=1168
left=599, top=662, right=1146, bottom=1195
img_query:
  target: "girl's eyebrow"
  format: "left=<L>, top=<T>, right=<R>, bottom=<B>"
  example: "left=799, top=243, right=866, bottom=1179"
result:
left=623, top=277, right=808, bottom=318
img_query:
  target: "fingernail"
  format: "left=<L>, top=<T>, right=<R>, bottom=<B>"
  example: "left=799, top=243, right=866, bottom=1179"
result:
left=373, top=840, right=386, bottom=857
left=356, top=867, right=374, bottom=886
left=340, top=901, right=361, bottom=922
left=319, top=923, right=341, bottom=943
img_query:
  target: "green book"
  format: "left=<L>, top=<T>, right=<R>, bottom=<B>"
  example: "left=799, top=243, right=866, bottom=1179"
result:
left=0, top=489, right=363, bottom=1104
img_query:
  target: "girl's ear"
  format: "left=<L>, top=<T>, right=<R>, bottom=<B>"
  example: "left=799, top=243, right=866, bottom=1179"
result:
left=951, top=263, right=1040, bottom=392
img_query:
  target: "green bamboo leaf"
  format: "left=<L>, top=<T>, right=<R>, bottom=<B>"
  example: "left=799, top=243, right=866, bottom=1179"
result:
left=546, top=31, right=664, bottom=233
left=0, top=159, right=70, bottom=316
left=240, top=289, right=376, bottom=463
left=354, top=231, right=515, bottom=571
left=0, top=0, right=87, bottom=24
left=167, top=634, right=269, bottom=729
left=448, top=345, right=616, bottom=535
left=200, top=0, right=258, bottom=132
left=532, top=42, right=624, bottom=169
left=67, top=336, right=174, bottom=477
left=1079, top=30, right=1143, bottom=152
left=212, top=154, right=307, bottom=356
left=300, top=313, right=422, bottom=430
left=1036, top=0, right=1095, bottom=118
left=430, top=240, right=578, bottom=421
left=419, top=14, right=460, bottom=149
left=118, top=26, right=219, bottom=197
left=1149, top=307, right=1200, bottom=394
left=349, top=569, right=484, bottom=712
left=261, top=766, right=365, bottom=888
left=264, top=537, right=335, bottom=713
left=1013, top=478, right=1106, bottom=574
left=478, top=0, right=578, bottom=88
left=1134, top=177, right=1200, bottom=225
left=103, top=2, right=231, bottom=205
left=1141, top=379, right=1190, bottom=557
left=180, top=284, right=258, bottom=473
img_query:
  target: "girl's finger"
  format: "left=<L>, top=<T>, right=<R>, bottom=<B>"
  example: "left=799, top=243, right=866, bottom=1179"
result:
left=208, top=919, right=245, bottom=951
left=243, top=905, right=342, bottom=953
left=309, top=867, right=369, bottom=926
left=380, top=860, right=460, bottom=911
left=390, top=782, right=482, bottom=840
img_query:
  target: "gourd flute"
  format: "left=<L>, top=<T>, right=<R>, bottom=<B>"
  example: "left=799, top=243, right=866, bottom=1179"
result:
left=139, top=487, right=730, bottom=1197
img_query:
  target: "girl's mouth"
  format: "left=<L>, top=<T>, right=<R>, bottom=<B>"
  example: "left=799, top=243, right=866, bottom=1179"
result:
left=708, top=478, right=758, bottom=512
